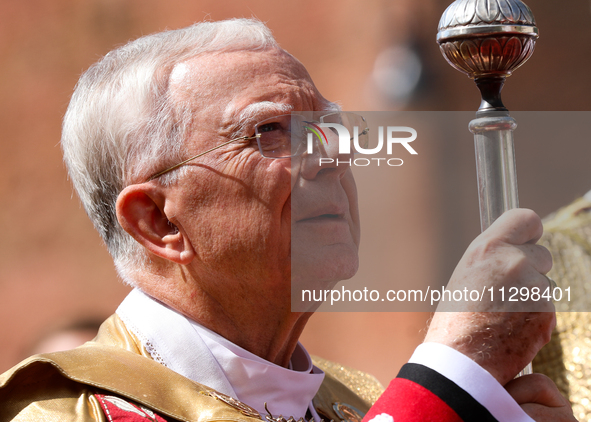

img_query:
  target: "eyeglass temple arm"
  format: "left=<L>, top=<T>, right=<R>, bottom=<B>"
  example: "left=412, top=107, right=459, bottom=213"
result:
left=147, top=135, right=257, bottom=181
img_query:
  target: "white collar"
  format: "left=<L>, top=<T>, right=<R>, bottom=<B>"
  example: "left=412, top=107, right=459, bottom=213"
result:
left=116, top=288, right=324, bottom=419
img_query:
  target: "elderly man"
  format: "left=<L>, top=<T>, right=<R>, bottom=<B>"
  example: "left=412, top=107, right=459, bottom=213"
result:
left=0, top=19, right=574, bottom=421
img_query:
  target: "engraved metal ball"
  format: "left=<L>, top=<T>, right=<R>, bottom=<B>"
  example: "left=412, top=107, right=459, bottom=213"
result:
left=436, top=0, right=538, bottom=79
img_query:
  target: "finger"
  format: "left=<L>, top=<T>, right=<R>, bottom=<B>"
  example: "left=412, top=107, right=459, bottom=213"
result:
left=487, top=208, right=544, bottom=246
left=505, top=374, right=569, bottom=407
left=498, top=244, right=552, bottom=289
left=520, top=403, right=577, bottom=421
left=517, top=243, right=553, bottom=275
left=521, top=404, right=577, bottom=422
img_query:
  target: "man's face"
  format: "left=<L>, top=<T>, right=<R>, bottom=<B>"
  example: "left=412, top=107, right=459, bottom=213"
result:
left=164, top=48, right=360, bottom=306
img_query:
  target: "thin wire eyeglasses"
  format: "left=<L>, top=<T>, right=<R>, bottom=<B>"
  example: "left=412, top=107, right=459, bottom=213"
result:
left=147, top=112, right=369, bottom=181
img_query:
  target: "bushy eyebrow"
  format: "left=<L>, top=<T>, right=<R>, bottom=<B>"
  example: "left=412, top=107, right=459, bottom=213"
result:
left=239, top=101, right=293, bottom=127
left=223, top=100, right=342, bottom=138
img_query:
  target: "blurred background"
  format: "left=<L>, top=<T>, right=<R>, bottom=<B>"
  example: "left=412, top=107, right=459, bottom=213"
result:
left=1, top=0, right=591, bottom=386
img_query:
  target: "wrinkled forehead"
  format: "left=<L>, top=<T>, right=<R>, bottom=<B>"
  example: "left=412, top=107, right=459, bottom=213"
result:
left=168, top=48, right=330, bottom=127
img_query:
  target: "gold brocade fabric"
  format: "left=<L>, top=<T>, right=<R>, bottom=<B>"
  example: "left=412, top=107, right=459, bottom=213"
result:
left=0, top=314, right=383, bottom=422
left=533, top=196, right=591, bottom=422
left=312, top=357, right=383, bottom=406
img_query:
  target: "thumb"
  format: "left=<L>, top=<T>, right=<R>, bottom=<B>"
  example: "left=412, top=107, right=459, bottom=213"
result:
left=486, top=208, right=543, bottom=246
left=505, top=374, right=568, bottom=407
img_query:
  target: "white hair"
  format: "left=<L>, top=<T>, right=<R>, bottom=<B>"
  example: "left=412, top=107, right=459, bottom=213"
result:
left=61, top=19, right=279, bottom=285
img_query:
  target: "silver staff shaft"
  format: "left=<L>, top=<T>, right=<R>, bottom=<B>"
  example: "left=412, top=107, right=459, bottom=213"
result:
left=470, top=114, right=519, bottom=232
left=470, top=114, right=532, bottom=376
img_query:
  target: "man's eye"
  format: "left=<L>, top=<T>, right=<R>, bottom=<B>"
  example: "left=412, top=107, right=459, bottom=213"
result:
left=258, top=122, right=283, bottom=133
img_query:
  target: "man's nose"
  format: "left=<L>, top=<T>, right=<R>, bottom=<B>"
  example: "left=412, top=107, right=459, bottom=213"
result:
left=299, top=130, right=353, bottom=180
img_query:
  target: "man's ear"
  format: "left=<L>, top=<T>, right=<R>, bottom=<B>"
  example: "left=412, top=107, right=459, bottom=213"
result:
left=116, top=184, right=195, bottom=265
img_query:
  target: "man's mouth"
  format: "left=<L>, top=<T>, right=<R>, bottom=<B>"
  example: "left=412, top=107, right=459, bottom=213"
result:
left=298, top=213, right=345, bottom=222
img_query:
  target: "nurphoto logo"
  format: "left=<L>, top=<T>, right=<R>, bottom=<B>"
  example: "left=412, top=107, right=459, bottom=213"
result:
left=309, top=122, right=418, bottom=167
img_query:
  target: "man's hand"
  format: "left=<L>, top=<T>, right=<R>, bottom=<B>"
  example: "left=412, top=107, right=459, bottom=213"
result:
left=505, top=374, right=577, bottom=421
left=424, top=209, right=555, bottom=385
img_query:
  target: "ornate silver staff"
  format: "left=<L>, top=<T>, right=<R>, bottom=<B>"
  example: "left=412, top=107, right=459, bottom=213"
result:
left=436, top=0, right=539, bottom=374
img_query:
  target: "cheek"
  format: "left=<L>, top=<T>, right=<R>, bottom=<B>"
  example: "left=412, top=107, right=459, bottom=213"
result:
left=220, top=151, right=291, bottom=204
left=180, top=157, right=292, bottom=265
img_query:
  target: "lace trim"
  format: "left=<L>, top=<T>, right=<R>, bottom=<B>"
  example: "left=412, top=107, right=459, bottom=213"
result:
left=117, top=312, right=168, bottom=367
left=143, top=339, right=168, bottom=367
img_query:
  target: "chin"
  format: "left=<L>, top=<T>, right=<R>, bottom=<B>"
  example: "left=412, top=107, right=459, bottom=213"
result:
left=289, top=251, right=359, bottom=313
left=291, top=246, right=359, bottom=285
